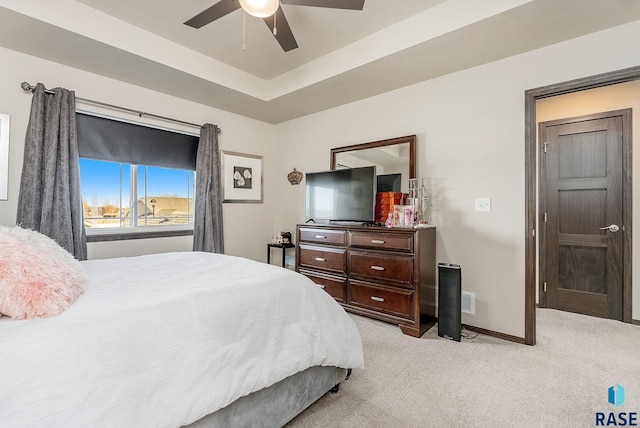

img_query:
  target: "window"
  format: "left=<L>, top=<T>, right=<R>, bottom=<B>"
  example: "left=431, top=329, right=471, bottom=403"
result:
left=76, top=113, right=199, bottom=237
left=79, top=160, right=194, bottom=230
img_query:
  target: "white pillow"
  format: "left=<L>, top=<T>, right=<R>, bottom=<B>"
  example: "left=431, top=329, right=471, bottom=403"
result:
left=0, top=226, right=87, bottom=319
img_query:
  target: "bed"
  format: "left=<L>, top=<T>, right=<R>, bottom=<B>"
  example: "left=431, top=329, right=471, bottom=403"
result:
left=0, top=249, right=364, bottom=427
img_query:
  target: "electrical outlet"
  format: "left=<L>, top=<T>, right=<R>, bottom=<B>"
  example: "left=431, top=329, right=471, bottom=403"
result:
left=475, top=197, right=491, bottom=212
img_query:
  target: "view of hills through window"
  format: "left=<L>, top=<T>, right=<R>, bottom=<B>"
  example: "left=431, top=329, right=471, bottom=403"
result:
left=79, top=159, right=195, bottom=229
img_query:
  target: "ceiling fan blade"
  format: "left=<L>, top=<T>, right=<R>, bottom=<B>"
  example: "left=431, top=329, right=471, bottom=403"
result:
left=264, top=8, right=298, bottom=52
left=280, top=0, right=365, bottom=10
left=184, top=0, right=241, bottom=29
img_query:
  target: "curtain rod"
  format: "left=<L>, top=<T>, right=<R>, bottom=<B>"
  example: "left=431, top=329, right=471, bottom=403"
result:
left=20, top=82, right=221, bottom=134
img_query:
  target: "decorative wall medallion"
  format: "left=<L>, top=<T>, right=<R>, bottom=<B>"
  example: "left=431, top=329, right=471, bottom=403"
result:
left=287, top=168, right=303, bottom=185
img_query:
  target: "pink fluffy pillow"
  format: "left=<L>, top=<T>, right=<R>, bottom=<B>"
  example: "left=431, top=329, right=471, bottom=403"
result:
left=0, top=226, right=87, bottom=319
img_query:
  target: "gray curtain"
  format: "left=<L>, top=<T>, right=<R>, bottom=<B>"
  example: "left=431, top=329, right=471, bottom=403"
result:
left=193, top=123, right=224, bottom=253
left=16, top=83, right=87, bottom=260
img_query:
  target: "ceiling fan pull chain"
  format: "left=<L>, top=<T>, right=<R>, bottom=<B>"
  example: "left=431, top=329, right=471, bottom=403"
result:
left=242, top=11, right=246, bottom=51
left=273, top=9, right=277, bottom=35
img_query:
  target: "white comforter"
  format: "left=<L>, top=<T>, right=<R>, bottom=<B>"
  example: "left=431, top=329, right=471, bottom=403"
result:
left=0, top=252, right=364, bottom=427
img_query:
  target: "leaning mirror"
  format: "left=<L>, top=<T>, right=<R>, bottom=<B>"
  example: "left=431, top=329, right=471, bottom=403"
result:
left=330, top=135, right=416, bottom=193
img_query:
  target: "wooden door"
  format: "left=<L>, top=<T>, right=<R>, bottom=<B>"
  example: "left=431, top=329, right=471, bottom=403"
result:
left=540, top=110, right=630, bottom=320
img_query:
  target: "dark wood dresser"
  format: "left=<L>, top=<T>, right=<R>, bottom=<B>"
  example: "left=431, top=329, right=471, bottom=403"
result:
left=295, top=223, right=436, bottom=337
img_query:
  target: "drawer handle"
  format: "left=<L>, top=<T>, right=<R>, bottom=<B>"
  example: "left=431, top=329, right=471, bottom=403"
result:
left=370, top=296, right=385, bottom=302
left=315, top=257, right=326, bottom=262
left=370, top=265, right=385, bottom=271
left=315, top=235, right=326, bottom=239
left=371, top=239, right=385, bottom=244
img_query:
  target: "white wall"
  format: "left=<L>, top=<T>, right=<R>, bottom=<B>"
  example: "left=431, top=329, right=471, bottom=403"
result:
left=0, top=47, right=277, bottom=263
left=536, top=80, right=640, bottom=322
left=273, top=20, right=640, bottom=338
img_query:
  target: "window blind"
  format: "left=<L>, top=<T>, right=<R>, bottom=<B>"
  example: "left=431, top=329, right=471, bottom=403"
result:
left=76, top=113, right=199, bottom=170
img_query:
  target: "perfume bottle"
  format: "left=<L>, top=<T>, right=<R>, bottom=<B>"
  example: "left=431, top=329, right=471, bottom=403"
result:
left=385, top=212, right=393, bottom=228
left=404, top=205, right=415, bottom=227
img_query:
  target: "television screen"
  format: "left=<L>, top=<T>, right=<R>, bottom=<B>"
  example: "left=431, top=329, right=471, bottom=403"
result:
left=305, top=166, right=376, bottom=222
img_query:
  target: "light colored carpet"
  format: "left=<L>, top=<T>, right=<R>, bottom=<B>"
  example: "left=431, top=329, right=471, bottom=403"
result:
left=286, top=309, right=640, bottom=427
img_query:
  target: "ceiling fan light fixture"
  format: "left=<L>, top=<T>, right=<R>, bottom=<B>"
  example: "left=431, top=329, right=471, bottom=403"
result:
left=239, top=0, right=280, bottom=18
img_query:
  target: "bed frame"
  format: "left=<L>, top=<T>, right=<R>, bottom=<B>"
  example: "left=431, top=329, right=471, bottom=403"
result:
left=185, top=366, right=347, bottom=427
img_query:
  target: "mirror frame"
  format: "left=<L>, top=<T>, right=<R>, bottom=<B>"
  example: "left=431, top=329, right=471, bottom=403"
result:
left=330, top=135, right=416, bottom=178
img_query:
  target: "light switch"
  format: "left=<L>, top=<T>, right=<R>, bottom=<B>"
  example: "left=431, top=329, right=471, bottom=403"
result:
left=475, top=198, right=491, bottom=212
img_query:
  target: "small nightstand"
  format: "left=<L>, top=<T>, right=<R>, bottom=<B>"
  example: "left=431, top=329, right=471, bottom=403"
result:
left=267, top=243, right=295, bottom=268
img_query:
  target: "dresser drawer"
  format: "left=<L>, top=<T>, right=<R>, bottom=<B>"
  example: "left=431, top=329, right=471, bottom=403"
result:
left=299, top=269, right=346, bottom=302
left=299, top=244, right=347, bottom=274
left=349, top=251, right=413, bottom=286
left=299, top=228, right=347, bottom=246
left=349, top=280, right=414, bottom=319
left=349, top=231, right=413, bottom=252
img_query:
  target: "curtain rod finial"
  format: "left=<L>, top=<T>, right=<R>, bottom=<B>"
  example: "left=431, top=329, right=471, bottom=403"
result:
left=21, top=82, right=34, bottom=92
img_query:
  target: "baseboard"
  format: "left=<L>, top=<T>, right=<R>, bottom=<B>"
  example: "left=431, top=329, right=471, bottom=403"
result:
left=632, top=319, right=640, bottom=326
left=432, top=316, right=526, bottom=344
left=462, top=324, right=526, bottom=345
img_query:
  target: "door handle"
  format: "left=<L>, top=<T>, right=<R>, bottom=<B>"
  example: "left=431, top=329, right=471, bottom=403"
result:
left=599, top=224, right=620, bottom=233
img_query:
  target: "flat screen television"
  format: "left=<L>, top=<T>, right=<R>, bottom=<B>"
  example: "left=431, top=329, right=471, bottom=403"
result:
left=305, top=166, right=376, bottom=222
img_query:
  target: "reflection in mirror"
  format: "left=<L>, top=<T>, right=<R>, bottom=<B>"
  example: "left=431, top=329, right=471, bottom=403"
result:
left=331, top=135, right=416, bottom=193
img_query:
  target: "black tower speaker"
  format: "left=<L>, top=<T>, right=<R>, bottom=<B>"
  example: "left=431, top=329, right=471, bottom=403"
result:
left=438, top=263, right=461, bottom=342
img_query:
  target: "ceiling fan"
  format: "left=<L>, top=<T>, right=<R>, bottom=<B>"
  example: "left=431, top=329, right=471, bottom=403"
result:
left=184, top=0, right=366, bottom=52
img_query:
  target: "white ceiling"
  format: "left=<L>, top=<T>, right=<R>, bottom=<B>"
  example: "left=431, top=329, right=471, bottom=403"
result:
left=1, top=0, right=640, bottom=124
left=76, top=0, right=445, bottom=80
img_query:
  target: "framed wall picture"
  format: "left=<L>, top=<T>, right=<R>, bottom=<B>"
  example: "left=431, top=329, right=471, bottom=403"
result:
left=221, top=150, right=263, bottom=203
left=0, top=114, right=10, bottom=201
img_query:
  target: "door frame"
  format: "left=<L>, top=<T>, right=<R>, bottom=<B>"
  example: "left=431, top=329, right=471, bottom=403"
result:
left=524, top=66, right=638, bottom=345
